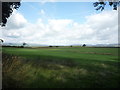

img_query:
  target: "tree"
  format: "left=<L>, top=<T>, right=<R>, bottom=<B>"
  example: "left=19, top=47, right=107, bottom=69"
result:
left=22, top=42, right=27, bottom=48
left=93, top=0, right=120, bottom=11
left=49, top=45, right=53, bottom=47
left=82, top=44, right=86, bottom=47
left=0, top=1, right=21, bottom=27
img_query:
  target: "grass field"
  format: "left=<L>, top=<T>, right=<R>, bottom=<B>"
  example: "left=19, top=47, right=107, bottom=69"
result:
left=2, top=47, right=120, bottom=88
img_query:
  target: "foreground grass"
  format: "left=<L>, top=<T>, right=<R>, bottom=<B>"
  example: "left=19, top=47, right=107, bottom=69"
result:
left=2, top=47, right=120, bottom=88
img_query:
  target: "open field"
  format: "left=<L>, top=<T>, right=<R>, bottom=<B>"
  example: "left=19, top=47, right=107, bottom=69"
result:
left=2, top=47, right=120, bottom=88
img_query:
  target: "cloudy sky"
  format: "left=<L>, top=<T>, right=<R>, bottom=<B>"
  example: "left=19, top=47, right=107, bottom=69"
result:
left=0, top=1, right=118, bottom=45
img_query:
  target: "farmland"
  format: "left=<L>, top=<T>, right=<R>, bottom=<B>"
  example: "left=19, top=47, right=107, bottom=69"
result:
left=2, top=47, right=120, bottom=88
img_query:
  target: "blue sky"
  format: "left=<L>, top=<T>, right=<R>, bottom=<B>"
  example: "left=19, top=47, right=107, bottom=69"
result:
left=1, top=2, right=118, bottom=45
left=18, top=2, right=111, bottom=23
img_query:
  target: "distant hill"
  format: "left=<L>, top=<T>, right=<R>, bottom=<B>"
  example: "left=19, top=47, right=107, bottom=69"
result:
left=2, top=43, right=120, bottom=47
left=2, top=43, right=48, bottom=47
left=93, top=44, right=120, bottom=47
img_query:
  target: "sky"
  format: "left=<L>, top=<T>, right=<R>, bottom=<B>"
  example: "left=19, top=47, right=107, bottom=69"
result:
left=0, top=1, right=119, bottom=45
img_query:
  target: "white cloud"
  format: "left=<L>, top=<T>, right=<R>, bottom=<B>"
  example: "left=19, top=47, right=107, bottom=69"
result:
left=85, top=10, right=118, bottom=44
left=40, top=9, right=45, bottom=15
left=4, top=10, right=28, bottom=30
left=40, top=0, right=57, bottom=4
left=48, top=19, right=73, bottom=32
left=1, top=10, right=118, bottom=45
left=86, top=10, right=118, bottom=30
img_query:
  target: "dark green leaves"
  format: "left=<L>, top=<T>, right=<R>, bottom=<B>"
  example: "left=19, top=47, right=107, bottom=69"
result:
left=93, top=1, right=120, bottom=11
left=0, top=2, right=21, bottom=27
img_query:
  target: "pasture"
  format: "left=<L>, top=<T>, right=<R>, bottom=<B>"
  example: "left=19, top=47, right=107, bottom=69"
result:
left=2, top=47, right=120, bottom=88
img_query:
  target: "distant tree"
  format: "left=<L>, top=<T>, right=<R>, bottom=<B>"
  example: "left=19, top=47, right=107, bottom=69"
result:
left=82, top=44, right=86, bottom=47
left=70, top=45, right=72, bottom=47
left=0, top=1, right=21, bottom=27
left=22, top=42, right=27, bottom=48
left=49, top=45, right=53, bottom=47
left=93, top=0, right=120, bottom=11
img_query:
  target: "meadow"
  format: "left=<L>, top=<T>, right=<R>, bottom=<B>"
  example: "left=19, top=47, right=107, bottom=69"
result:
left=2, top=47, right=120, bottom=88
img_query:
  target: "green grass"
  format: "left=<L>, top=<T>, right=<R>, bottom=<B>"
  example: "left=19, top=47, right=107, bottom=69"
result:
left=2, top=47, right=120, bottom=88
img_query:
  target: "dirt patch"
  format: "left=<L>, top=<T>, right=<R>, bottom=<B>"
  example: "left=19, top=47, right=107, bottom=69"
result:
left=70, top=51, right=113, bottom=55
left=82, top=52, right=113, bottom=55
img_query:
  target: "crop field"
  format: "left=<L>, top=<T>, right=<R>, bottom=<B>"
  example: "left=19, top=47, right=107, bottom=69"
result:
left=2, top=47, right=120, bottom=88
